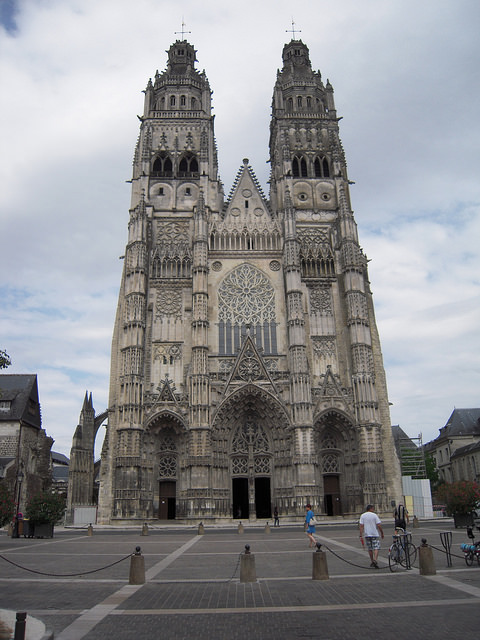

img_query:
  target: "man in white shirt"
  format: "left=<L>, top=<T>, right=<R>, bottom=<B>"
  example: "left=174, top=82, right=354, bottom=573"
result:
left=359, top=504, right=384, bottom=568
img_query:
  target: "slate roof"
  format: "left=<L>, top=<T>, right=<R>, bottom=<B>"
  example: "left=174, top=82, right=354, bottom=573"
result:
left=0, top=374, right=42, bottom=429
left=450, top=439, right=480, bottom=459
left=441, top=408, right=480, bottom=436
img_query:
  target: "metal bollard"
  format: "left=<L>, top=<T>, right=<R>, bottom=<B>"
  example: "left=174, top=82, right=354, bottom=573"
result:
left=240, top=544, right=256, bottom=582
left=312, top=542, right=329, bottom=580
left=14, top=611, right=27, bottom=640
left=141, top=522, right=149, bottom=536
left=87, top=523, right=93, bottom=536
left=129, top=546, right=146, bottom=584
left=440, top=531, right=452, bottom=567
left=237, top=521, right=244, bottom=534
left=418, top=538, right=436, bottom=576
left=264, top=521, right=271, bottom=534
left=198, top=522, right=205, bottom=535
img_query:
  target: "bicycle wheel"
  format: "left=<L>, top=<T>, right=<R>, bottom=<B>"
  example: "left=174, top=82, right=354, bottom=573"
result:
left=399, top=542, right=417, bottom=568
left=388, top=544, right=401, bottom=572
left=465, top=550, right=474, bottom=566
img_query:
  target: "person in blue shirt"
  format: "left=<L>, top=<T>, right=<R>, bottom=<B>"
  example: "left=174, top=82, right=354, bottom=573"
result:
left=305, top=504, right=316, bottom=548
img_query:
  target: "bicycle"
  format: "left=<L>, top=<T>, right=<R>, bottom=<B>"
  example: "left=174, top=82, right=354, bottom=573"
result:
left=388, top=528, right=417, bottom=572
left=460, top=526, right=480, bottom=566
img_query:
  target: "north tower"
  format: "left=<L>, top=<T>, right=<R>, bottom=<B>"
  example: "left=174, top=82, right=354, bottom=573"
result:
left=96, top=39, right=401, bottom=523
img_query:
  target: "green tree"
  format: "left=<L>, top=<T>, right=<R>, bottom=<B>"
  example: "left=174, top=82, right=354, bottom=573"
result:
left=0, top=350, right=11, bottom=369
left=26, top=489, right=66, bottom=524
left=425, top=453, right=440, bottom=493
left=437, top=481, right=480, bottom=515
left=0, top=481, right=15, bottom=527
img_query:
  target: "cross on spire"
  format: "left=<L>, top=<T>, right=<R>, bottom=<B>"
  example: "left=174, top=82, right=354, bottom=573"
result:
left=286, top=18, right=301, bottom=39
left=175, top=18, right=191, bottom=40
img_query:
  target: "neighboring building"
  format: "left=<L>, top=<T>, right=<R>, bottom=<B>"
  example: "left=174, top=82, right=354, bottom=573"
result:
left=66, top=392, right=107, bottom=523
left=425, top=408, right=480, bottom=483
left=51, top=451, right=69, bottom=493
left=0, top=374, right=53, bottom=512
left=92, top=38, right=401, bottom=524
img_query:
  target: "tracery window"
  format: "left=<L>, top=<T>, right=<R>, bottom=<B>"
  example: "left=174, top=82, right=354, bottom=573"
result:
left=218, top=264, right=277, bottom=355
left=231, top=422, right=271, bottom=477
left=322, top=453, right=339, bottom=473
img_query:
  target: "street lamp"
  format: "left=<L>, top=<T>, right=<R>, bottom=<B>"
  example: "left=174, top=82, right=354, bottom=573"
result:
left=12, top=469, right=24, bottom=539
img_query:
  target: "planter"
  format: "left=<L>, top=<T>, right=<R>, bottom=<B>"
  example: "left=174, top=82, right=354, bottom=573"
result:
left=453, top=512, right=474, bottom=528
left=33, top=522, right=54, bottom=538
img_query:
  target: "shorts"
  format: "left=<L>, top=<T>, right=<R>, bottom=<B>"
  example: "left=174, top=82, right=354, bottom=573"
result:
left=365, top=536, right=380, bottom=550
left=307, top=525, right=316, bottom=534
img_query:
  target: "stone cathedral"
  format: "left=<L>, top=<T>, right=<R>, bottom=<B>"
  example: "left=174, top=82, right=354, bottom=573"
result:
left=93, top=38, right=402, bottom=524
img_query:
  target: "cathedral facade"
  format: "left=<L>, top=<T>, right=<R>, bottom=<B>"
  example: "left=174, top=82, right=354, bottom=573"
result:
left=97, top=39, right=402, bottom=523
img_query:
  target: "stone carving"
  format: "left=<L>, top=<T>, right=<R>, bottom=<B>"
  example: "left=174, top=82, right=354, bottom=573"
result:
left=309, top=286, right=333, bottom=315
left=312, top=337, right=336, bottom=357
left=155, top=289, right=183, bottom=318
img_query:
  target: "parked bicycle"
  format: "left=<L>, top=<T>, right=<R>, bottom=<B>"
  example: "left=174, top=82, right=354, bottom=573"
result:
left=460, top=526, right=480, bottom=566
left=388, top=528, right=417, bottom=572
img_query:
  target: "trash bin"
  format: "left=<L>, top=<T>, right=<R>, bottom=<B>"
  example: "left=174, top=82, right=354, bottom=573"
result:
left=22, top=518, right=34, bottom=538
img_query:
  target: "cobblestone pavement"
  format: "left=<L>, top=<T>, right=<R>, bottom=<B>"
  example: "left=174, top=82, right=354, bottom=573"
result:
left=1, top=520, right=479, bottom=639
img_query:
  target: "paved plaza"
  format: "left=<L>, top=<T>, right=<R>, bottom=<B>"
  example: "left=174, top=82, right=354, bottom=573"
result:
left=1, top=520, right=479, bottom=639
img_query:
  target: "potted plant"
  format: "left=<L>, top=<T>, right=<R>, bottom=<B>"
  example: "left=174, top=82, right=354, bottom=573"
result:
left=437, top=481, right=480, bottom=528
left=25, top=489, right=66, bottom=537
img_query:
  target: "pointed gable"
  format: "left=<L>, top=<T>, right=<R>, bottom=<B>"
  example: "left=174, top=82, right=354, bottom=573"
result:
left=223, top=158, right=272, bottom=221
left=223, top=335, right=278, bottom=396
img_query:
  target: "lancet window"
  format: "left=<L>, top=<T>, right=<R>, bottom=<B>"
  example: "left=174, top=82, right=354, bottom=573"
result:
left=314, top=155, right=330, bottom=178
left=178, top=153, right=199, bottom=177
left=152, top=154, right=173, bottom=177
left=218, top=264, right=277, bottom=355
left=292, top=155, right=308, bottom=177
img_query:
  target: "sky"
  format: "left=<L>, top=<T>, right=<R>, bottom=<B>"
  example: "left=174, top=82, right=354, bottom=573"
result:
left=1, top=0, right=479, bottom=458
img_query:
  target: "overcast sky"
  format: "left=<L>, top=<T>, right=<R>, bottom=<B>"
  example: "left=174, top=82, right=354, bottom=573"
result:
left=1, top=0, right=479, bottom=458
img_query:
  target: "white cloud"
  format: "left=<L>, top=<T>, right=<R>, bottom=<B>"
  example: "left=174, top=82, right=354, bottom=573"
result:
left=1, top=0, right=479, bottom=457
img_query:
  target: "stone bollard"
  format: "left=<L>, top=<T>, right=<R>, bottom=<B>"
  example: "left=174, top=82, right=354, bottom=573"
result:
left=141, top=522, right=149, bottom=536
left=129, top=546, right=146, bottom=585
left=7, top=522, right=13, bottom=537
left=238, top=521, right=244, bottom=534
left=240, top=545, right=256, bottom=582
left=198, top=522, right=205, bottom=535
left=418, top=538, right=436, bottom=576
left=264, top=522, right=271, bottom=534
left=312, top=542, right=329, bottom=580
left=87, top=524, right=93, bottom=536
left=413, top=515, right=419, bottom=528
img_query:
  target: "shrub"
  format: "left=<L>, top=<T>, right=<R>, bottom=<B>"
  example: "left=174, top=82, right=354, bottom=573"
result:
left=26, top=490, right=66, bottom=524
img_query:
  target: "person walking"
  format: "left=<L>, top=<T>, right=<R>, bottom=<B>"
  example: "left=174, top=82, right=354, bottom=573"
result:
left=359, top=504, right=384, bottom=568
left=394, top=503, right=409, bottom=531
left=305, top=504, right=316, bottom=548
left=273, top=506, right=280, bottom=527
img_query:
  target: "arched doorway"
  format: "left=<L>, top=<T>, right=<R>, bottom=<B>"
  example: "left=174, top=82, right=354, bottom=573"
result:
left=314, top=410, right=358, bottom=517
left=212, top=384, right=292, bottom=519
left=144, top=412, right=186, bottom=520
left=231, top=421, right=272, bottom=519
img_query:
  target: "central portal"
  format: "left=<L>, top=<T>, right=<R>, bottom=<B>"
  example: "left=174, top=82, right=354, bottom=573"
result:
left=232, top=476, right=271, bottom=519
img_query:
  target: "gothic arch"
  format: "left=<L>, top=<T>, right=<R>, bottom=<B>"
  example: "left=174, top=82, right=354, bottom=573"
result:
left=212, top=384, right=292, bottom=519
left=313, top=409, right=359, bottom=516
